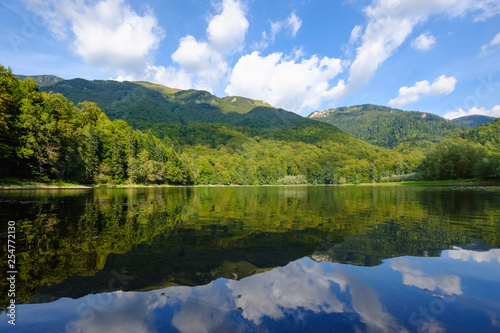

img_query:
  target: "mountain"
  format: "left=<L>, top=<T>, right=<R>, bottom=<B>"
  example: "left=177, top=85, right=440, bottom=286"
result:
left=451, top=115, right=497, bottom=128
left=308, top=104, right=464, bottom=150
left=459, top=118, right=500, bottom=152
left=41, top=78, right=344, bottom=143
left=42, top=78, right=275, bottom=126
left=134, top=81, right=273, bottom=114
left=15, top=74, right=64, bottom=87
left=39, top=78, right=415, bottom=185
left=417, top=118, right=500, bottom=181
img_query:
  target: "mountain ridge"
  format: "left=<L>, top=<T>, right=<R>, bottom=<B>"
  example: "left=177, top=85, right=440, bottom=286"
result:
left=451, top=115, right=497, bottom=128
left=14, top=74, right=64, bottom=87
left=308, top=104, right=464, bottom=150
left=39, top=78, right=339, bottom=137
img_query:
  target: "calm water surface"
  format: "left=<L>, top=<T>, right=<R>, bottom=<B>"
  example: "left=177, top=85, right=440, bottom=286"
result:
left=1, top=186, right=499, bottom=332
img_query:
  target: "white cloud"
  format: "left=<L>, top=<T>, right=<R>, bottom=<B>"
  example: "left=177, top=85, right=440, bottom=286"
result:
left=271, top=12, right=303, bottom=39
left=411, top=33, right=436, bottom=51
left=67, top=291, right=168, bottom=333
left=257, top=12, right=303, bottom=50
left=226, top=258, right=407, bottom=332
left=334, top=0, right=500, bottom=99
left=171, top=35, right=229, bottom=90
left=480, top=32, right=500, bottom=56
left=22, top=0, right=247, bottom=91
left=444, top=105, right=500, bottom=119
left=166, top=0, right=247, bottom=90
left=287, top=12, right=303, bottom=37
left=22, top=0, right=164, bottom=74
left=349, top=25, right=363, bottom=44
left=228, top=259, right=344, bottom=325
left=458, top=0, right=500, bottom=22
left=388, top=75, right=457, bottom=107
left=145, top=65, right=193, bottom=90
left=447, top=247, right=500, bottom=263
left=207, top=0, right=249, bottom=53
left=225, top=51, right=344, bottom=113
left=21, top=0, right=68, bottom=40
left=391, top=258, right=463, bottom=296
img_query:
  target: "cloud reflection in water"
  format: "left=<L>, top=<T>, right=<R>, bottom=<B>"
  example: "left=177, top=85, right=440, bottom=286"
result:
left=7, top=249, right=500, bottom=333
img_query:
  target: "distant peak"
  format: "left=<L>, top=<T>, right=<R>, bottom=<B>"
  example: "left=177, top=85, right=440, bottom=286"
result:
left=15, top=74, right=64, bottom=87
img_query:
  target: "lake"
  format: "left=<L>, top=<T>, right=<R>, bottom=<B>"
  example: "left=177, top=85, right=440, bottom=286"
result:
left=1, top=185, right=500, bottom=332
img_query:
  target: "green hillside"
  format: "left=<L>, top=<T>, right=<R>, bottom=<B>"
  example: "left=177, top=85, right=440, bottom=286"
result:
left=459, top=118, right=500, bottom=152
left=41, top=78, right=329, bottom=142
left=133, top=81, right=273, bottom=114
left=34, top=75, right=416, bottom=184
left=41, top=78, right=181, bottom=124
left=451, top=115, right=497, bottom=128
left=418, top=119, right=500, bottom=180
left=42, top=78, right=273, bottom=125
left=308, top=104, right=464, bottom=150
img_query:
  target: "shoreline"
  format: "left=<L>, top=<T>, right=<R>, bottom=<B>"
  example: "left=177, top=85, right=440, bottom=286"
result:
left=1, top=180, right=499, bottom=190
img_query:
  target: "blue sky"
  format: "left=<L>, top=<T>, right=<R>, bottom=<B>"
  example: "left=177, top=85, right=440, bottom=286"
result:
left=0, top=0, right=499, bottom=118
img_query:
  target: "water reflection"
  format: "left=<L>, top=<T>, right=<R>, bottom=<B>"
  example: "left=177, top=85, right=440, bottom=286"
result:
left=1, top=186, right=500, bottom=332
left=4, top=248, right=500, bottom=333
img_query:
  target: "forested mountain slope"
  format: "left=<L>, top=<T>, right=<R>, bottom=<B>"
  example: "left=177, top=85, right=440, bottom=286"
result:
left=417, top=119, right=500, bottom=180
left=41, top=78, right=274, bottom=126
left=41, top=78, right=345, bottom=144
left=2, top=67, right=192, bottom=184
left=459, top=118, right=500, bottom=152
left=451, top=115, right=497, bottom=128
left=308, top=104, right=464, bottom=150
left=13, top=73, right=415, bottom=184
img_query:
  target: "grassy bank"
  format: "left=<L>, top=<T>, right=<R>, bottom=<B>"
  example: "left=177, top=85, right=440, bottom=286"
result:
left=2, top=177, right=499, bottom=190
left=378, top=179, right=500, bottom=186
left=0, top=178, right=91, bottom=188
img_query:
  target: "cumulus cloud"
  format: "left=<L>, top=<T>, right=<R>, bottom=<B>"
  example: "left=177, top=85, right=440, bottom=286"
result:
left=207, top=0, right=249, bottom=53
left=228, top=259, right=344, bottom=325
left=388, top=75, right=457, bottom=107
left=22, top=0, right=248, bottom=90
left=411, top=33, right=436, bottom=51
left=22, top=0, right=164, bottom=74
left=444, top=105, right=500, bottom=119
left=447, top=247, right=500, bottom=263
left=166, top=0, right=247, bottom=90
left=225, top=258, right=407, bottom=332
left=225, top=51, right=344, bottom=113
left=67, top=291, right=169, bottom=333
left=171, top=35, right=229, bottom=90
left=333, top=0, right=500, bottom=99
left=391, top=258, right=463, bottom=296
left=480, top=32, right=500, bottom=56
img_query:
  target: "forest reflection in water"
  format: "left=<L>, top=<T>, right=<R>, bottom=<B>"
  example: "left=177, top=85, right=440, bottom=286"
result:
left=0, top=185, right=499, bottom=332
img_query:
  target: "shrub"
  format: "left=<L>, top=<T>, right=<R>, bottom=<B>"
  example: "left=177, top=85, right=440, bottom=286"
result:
left=276, top=175, right=308, bottom=185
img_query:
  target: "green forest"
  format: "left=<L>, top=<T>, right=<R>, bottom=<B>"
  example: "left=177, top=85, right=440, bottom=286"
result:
left=1, top=65, right=499, bottom=185
left=0, top=66, right=192, bottom=185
